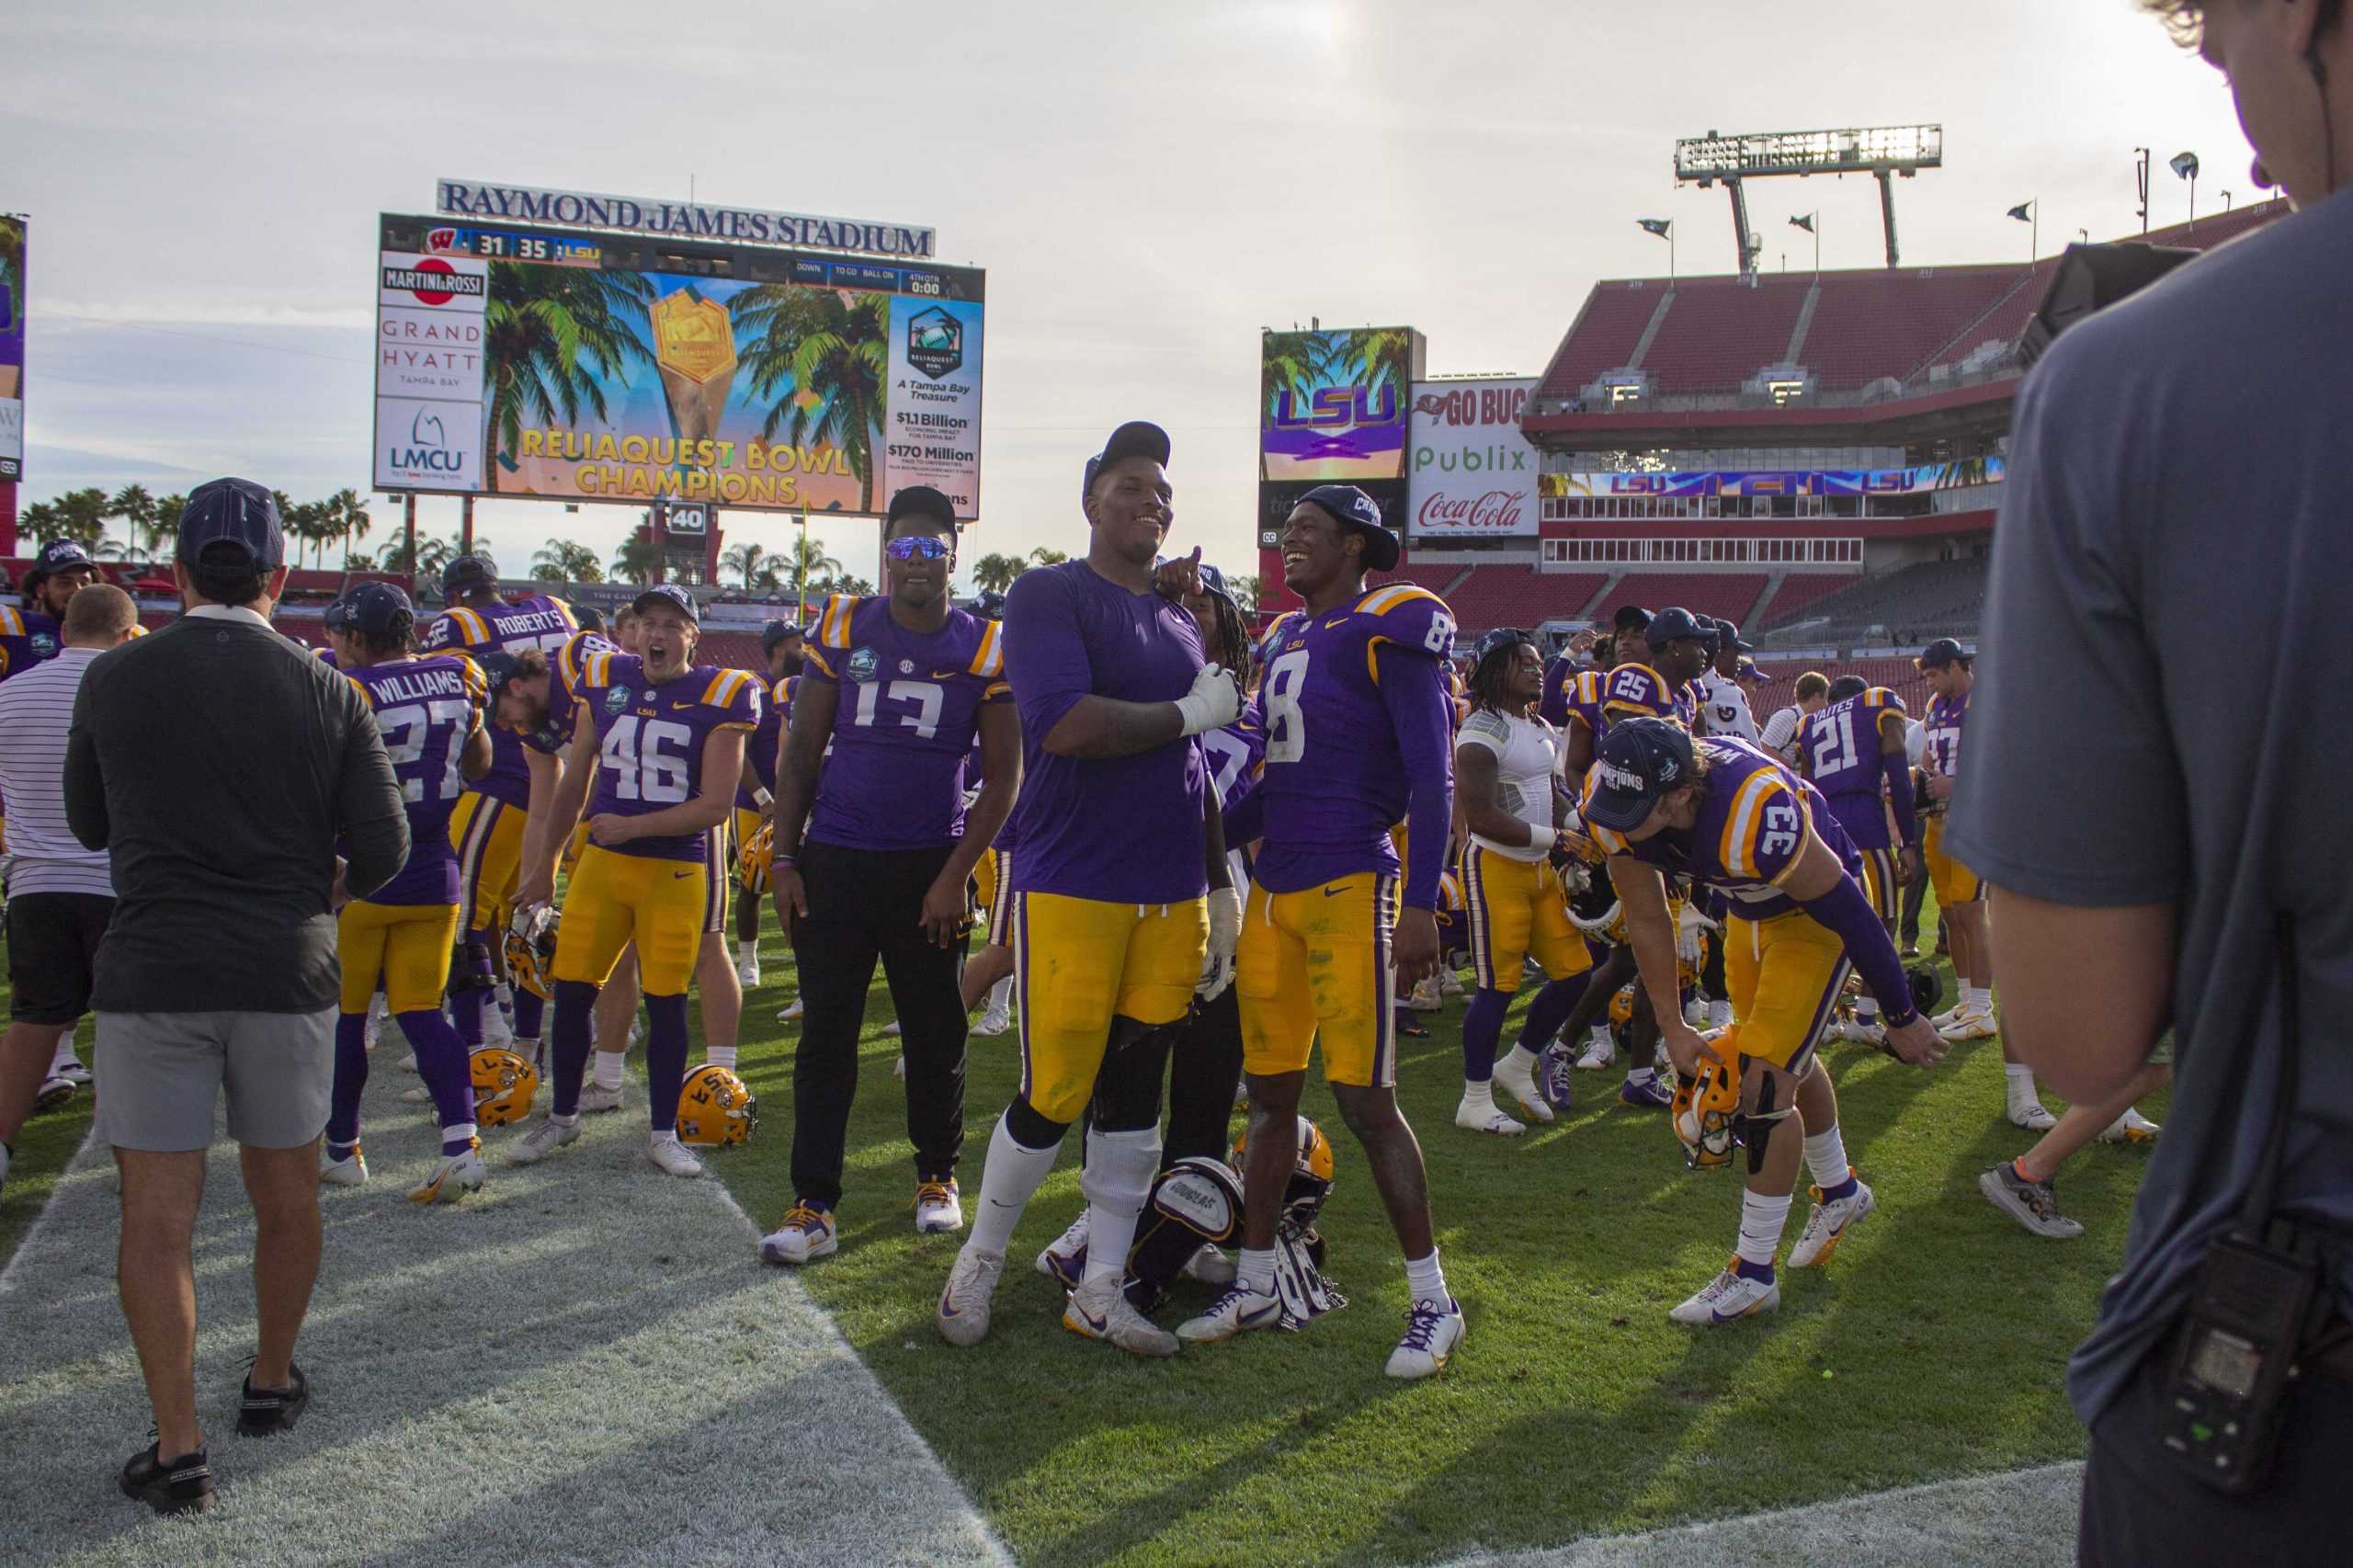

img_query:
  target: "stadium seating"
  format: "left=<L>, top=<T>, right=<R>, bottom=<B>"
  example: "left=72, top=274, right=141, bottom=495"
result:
left=695, top=631, right=768, bottom=672
left=1748, top=573, right=1862, bottom=629
left=1434, top=568, right=1604, bottom=635
left=1757, top=559, right=1987, bottom=641
left=1367, top=562, right=1469, bottom=596
left=1535, top=286, right=1665, bottom=399
left=1794, top=269, right=2030, bottom=391
left=1747, top=656, right=1933, bottom=724
left=1634, top=277, right=1812, bottom=394
left=1595, top=574, right=1768, bottom=629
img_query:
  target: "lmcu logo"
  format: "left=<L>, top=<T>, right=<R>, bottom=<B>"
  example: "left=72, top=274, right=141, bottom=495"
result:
left=1411, top=385, right=1528, bottom=427
left=1270, top=384, right=1399, bottom=430
left=905, top=307, right=962, bottom=379
left=1417, top=490, right=1525, bottom=531
left=387, top=407, right=465, bottom=473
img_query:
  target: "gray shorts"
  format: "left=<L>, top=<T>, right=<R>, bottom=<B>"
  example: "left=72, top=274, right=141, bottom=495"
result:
left=93, top=1008, right=337, bottom=1151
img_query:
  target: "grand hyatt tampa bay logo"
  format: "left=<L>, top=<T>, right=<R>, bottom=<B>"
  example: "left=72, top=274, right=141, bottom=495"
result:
left=387, top=407, right=465, bottom=476
left=905, top=307, right=963, bottom=379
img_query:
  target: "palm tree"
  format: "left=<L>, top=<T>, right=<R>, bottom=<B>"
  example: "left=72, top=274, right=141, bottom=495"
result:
left=780, top=534, right=842, bottom=602
left=479, top=261, right=655, bottom=493
left=329, top=488, right=371, bottom=567
left=28, top=488, right=109, bottom=547
left=1028, top=546, right=1068, bottom=567
left=972, top=551, right=1025, bottom=594
left=531, top=539, right=603, bottom=584
left=1230, top=574, right=1261, bottom=614
left=380, top=530, right=442, bottom=577
left=729, top=288, right=890, bottom=513
left=608, top=534, right=662, bottom=585
left=720, top=540, right=774, bottom=590
left=109, top=484, right=157, bottom=561
left=143, top=494, right=186, bottom=562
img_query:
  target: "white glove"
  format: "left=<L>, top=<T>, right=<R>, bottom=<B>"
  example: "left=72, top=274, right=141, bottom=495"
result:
left=1174, top=663, right=1241, bottom=737
left=1199, top=883, right=1243, bottom=1000
left=1675, top=901, right=1718, bottom=968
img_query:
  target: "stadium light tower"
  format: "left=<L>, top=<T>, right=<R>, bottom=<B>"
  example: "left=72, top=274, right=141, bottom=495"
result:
left=1674, top=124, right=1941, bottom=273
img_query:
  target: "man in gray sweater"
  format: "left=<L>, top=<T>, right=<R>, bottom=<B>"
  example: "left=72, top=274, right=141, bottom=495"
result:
left=64, top=477, right=408, bottom=1515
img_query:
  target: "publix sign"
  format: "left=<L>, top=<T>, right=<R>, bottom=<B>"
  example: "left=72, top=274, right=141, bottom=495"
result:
left=1405, top=377, right=1539, bottom=539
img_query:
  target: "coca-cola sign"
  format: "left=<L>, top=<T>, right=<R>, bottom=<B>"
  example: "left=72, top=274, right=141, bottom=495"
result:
left=1406, top=376, right=1540, bottom=538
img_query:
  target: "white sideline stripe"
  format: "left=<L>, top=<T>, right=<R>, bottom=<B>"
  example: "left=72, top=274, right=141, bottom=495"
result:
left=1434, top=1460, right=2085, bottom=1568
left=0, top=1121, right=98, bottom=1299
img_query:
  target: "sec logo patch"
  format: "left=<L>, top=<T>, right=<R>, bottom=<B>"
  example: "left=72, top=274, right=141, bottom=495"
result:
left=846, top=646, right=880, bottom=683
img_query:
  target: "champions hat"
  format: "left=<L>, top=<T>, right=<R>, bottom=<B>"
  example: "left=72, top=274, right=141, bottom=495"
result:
left=1644, top=606, right=1712, bottom=650
left=1082, top=421, right=1172, bottom=510
left=885, top=485, right=957, bottom=532
left=441, top=554, right=497, bottom=596
left=478, top=651, right=524, bottom=693
left=1582, top=717, right=1696, bottom=833
left=347, top=581, right=415, bottom=641
left=1193, top=561, right=1237, bottom=604
left=26, top=539, right=97, bottom=591
left=761, top=618, right=804, bottom=653
left=631, top=584, right=699, bottom=622
left=321, top=597, right=355, bottom=636
left=1916, top=637, right=1972, bottom=669
left=176, top=478, right=284, bottom=572
left=1295, top=483, right=1400, bottom=572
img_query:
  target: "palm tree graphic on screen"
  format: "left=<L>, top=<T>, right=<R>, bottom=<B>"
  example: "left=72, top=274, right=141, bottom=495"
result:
left=479, top=260, right=655, bottom=492
left=729, top=287, right=890, bottom=515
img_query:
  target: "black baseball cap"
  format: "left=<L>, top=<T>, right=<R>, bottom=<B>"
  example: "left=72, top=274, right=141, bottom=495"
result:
left=1828, top=674, right=1868, bottom=701
left=885, top=485, right=957, bottom=532
left=574, top=605, right=607, bottom=635
left=1583, top=718, right=1697, bottom=833
left=1295, top=483, right=1401, bottom=572
left=1715, top=617, right=1754, bottom=654
left=176, top=478, right=284, bottom=572
left=631, top=584, right=699, bottom=622
left=1612, top=605, right=1654, bottom=634
left=1917, top=637, right=1972, bottom=669
left=348, top=582, right=415, bottom=640
left=321, top=597, right=354, bottom=636
left=1473, top=626, right=1534, bottom=664
left=25, top=538, right=97, bottom=592
left=478, top=650, right=524, bottom=693
left=1193, top=561, right=1237, bottom=604
left=1081, top=421, right=1172, bottom=510
left=1645, top=607, right=1712, bottom=650
left=974, top=589, right=1007, bottom=620
left=761, top=618, right=804, bottom=652
left=442, top=554, right=497, bottom=595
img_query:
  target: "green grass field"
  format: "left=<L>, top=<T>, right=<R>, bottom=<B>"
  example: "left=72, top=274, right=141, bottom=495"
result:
left=0, top=1017, right=97, bottom=1268
left=0, top=898, right=2161, bottom=1567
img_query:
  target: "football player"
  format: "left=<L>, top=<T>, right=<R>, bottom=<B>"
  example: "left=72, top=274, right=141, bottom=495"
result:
left=758, top=487, right=1018, bottom=1263
left=1600, top=607, right=1711, bottom=730
left=0, top=539, right=101, bottom=682
left=936, top=420, right=1241, bottom=1358
left=318, top=585, right=496, bottom=1202
left=1176, top=484, right=1463, bottom=1380
left=1796, top=675, right=1916, bottom=1044
left=1757, top=671, right=1830, bottom=766
left=1691, top=618, right=1760, bottom=741
left=506, top=585, right=758, bottom=1177
left=732, top=619, right=803, bottom=989
left=1451, top=629, right=1592, bottom=1134
left=1582, top=720, right=1945, bottom=1324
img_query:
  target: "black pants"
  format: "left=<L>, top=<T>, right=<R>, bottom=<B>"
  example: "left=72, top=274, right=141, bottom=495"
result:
left=1899, top=849, right=1931, bottom=942
left=2079, top=1351, right=2352, bottom=1566
left=6, top=892, right=116, bottom=1026
left=790, top=840, right=967, bottom=1208
left=1164, top=983, right=1243, bottom=1166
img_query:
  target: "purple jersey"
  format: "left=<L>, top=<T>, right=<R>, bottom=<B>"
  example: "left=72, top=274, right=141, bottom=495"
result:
left=422, top=593, right=578, bottom=808
left=1924, top=688, right=1969, bottom=779
left=1200, top=713, right=1267, bottom=825
left=1599, top=663, right=1682, bottom=729
left=1800, top=687, right=1906, bottom=849
left=340, top=653, right=486, bottom=905
left=1250, top=585, right=1458, bottom=907
left=0, top=605, right=62, bottom=683
left=737, top=673, right=793, bottom=806
left=314, top=646, right=341, bottom=670
left=519, top=630, right=618, bottom=757
left=1585, top=736, right=1860, bottom=922
left=802, top=595, right=1009, bottom=852
left=1003, top=560, right=1210, bottom=904
left=570, top=650, right=761, bottom=863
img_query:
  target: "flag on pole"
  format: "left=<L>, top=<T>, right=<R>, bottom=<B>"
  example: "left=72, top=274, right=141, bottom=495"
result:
left=2007, top=202, right=2035, bottom=222
left=1789, top=214, right=1815, bottom=233
left=1637, top=219, right=1671, bottom=239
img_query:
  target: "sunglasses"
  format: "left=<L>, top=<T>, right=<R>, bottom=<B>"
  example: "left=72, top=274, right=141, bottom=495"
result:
left=885, top=534, right=952, bottom=562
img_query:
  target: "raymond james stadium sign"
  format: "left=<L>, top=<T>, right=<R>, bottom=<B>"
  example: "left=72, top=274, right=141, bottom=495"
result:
left=435, top=179, right=936, bottom=258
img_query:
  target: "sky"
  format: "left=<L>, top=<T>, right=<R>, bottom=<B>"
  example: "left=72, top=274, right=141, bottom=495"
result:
left=2, top=0, right=2256, bottom=591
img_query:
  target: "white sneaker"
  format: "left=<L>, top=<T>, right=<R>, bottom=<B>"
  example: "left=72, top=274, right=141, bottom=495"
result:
left=1939, top=1006, right=1998, bottom=1042
left=1683, top=997, right=1708, bottom=1027
left=577, top=1082, right=625, bottom=1115
left=647, top=1131, right=705, bottom=1178
left=760, top=1202, right=837, bottom=1264
left=408, top=1141, right=487, bottom=1204
left=915, top=1179, right=964, bottom=1233
left=53, top=1060, right=93, bottom=1088
left=1930, top=1003, right=1964, bottom=1029
left=397, top=1053, right=419, bottom=1075
left=1669, top=1262, right=1781, bottom=1324
left=1575, top=1028, right=1614, bottom=1070
left=35, top=1074, right=76, bottom=1111
left=2101, top=1107, right=2162, bottom=1145
left=972, top=1007, right=1012, bottom=1038
left=399, top=1084, right=432, bottom=1105
left=881, top=1020, right=903, bottom=1038
left=482, top=998, right=516, bottom=1050
left=892, top=1053, right=906, bottom=1080
left=778, top=997, right=804, bottom=1022
left=1385, top=1296, right=1466, bottom=1379
left=937, top=1245, right=1006, bottom=1346
left=2008, top=1100, right=2058, bottom=1132
left=1843, top=1017, right=1887, bottom=1048
left=507, top=1116, right=581, bottom=1165
left=1439, top=967, right=1465, bottom=997
left=1406, top=976, right=1444, bottom=1013
left=1176, top=1283, right=1283, bottom=1343
left=736, top=955, right=762, bottom=989
left=1787, top=1176, right=1875, bottom=1268
left=1490, top=1056, right=1554, bottom=1124
left=1063, top=1277, right=1179, bottom=1358
left=1454, top=1096, right=1526, bottom=1137
left=1183, top=1244, right=1237, bottom=1286
left=1036, top=1210, right=1090, bottom=1288
left=321, top=1145, right=369, bottom=1186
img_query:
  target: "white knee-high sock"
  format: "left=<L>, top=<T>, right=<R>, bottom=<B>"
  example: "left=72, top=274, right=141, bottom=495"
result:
left=966, top=1114, right=1063, bottom=1256
left=1077, top=1126, right=1161, bottom=1290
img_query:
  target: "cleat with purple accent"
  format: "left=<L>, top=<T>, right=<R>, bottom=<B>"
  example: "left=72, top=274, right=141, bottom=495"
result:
left=1176, top=1284, right=1283, bottom=1343
left=1385, top=1297, right=1465, bottom=1379
left=1787, top=1175, right=1873, bottom=1267
left=1036, top=1210, right=1089, bottom=1288
left=936, top=1245, right=1006, bottom=1346
left=1539, top=1043, right=1575, bottom=1113
left=1670, top=1262, right=1780, bottom=1325
left=1618, top=1074, right=1674, bottom=1109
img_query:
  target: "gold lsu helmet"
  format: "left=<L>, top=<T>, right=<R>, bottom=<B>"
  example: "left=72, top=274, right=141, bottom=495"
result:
left=737, top=818, right=775, bottom=896
left=1231, top=1113, right=1336, bottom=1229
left=470, top=1047, right=539, bottom=1127
left=505, top=903, right=559, bottom=1002
left=676, top=1063, right=758, bottom=1147
left=1671, top=1042, right=1742, bottom=1171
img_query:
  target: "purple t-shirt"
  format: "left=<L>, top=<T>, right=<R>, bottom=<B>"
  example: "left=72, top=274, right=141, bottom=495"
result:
left=422, top=593, right=578, bottom=809
left=1800, top=687, right=1905, bottom=850
left=571, top=651, right=761, bottom=863
left=1248, top=585, right=1457, bottom=908
left=0, top=605, right=63, bottom=684
left=1003, top=560, right=1209, bottom=904
left=803, top=596, right=1008, bottom=852
left=339, top=653, right=486, bottom=905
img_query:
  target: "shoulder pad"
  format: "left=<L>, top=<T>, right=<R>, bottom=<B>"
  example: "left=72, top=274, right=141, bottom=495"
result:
left=1350, top=585, right=1454, bottom=660
left=967, top=614, right=1005, bottom=678
left=1460, top=708, right=1512, bottom=745
left=699, top=668, right=761, bottom=713
left=815, top=594, right=861, bottom=651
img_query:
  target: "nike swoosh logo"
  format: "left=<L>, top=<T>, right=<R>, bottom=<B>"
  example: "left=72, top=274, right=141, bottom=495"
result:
left=1240, top=1302, right=1279, bottom=1325
left=1074, top=1308, right=1108, bottom=1335
left=673, top=870, right=694, bottom=879
left=1323, top=886, right=1346, bottom=898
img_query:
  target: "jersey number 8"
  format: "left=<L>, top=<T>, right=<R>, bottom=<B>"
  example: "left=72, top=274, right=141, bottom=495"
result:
left=1262, top=649, right=1310, bottom=765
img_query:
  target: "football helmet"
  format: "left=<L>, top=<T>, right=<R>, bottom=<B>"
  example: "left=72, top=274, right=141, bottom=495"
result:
left=1906, top=963, right=1944, bottom=1017
left=506, top=903, right=559, bottom=1002
left=738, top=819, right=775, bottom=896
left=676, top=1063, right=758, bottom=1147
left=470, top=1047, right=539, bottom=1127
left=1231, top=1114, right=1336, bottom=1231
left=1671, top=1050, right=1742, bottom=1171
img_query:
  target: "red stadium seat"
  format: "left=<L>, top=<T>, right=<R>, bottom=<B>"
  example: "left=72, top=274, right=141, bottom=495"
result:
left=1595, top=574, right=1768, bottom=629
left=1433, top=569, right=1605, bottom=636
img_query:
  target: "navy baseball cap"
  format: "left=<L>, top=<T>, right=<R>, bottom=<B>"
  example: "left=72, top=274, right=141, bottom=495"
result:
left=574, top=604, right=607, bottom=635
left=1737, top=658, right=1771, bottom=682
left=478, top=650, right=524, bottom=692
left=761, top=618, right=804, bottom=652
left=1473, top=626, right=1534, bottom=664
left=974, top=590, right=1007, bottom=620
left=348, top=581, right=415, bottom=640
left=28, top=539, right=96, bottom=583
left=1612, top=604, right=1654, bottom=634
left=1645, top=607, right=1712, bottom=649
left=1295, top=483, right=1401, bottom=572
left=1193, top=561, right=1236, bottom=604
left=1828, top=674, right=1868, bottom=701
left=885, top=485, right=957, bottom=532
left=631, top=584, right=699, bottom=622
left=1081, top=420, right=1172, bottom=511
left=321, top=597, right=354, bottom=636
left=1583, top=718, right=1697, bottom=833
left=176, top=478, right=284, bottom=571
left=1917, top=637, right=1972, bottom=669
left=441, top=554, right=497, bottom=595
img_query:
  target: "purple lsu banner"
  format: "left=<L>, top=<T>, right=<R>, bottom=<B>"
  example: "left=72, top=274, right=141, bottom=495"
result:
left=1540, top=457, right=2002, bottom=499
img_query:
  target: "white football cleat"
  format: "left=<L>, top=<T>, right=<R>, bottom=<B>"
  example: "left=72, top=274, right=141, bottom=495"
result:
left=320, top=1145, right=369, bottom=1187
left=1669, top=1262, right=1781, bottom=1325
left=1930, top=1003, right=1964, bottom=1030
left=1574, top=1029, right=1615, bottom=1071
left=1439, top=967, right=1465, bottom=997
left=1406, top=976, right=1444, bottom=1013
left=936, top=1245, right=1006, bottom=1346
left=736, top=955, right=762, bottom=989
left=1683, top=997, right=1709, bottom=1028
left=2101, top=1107, right=2162, bottom=1145
left=1176, top=1284, right=1283, bottom=1343
left=646, top=1131, right=705, bottom=1178
left=407, top=1141, right=487, bottom=1205
left=396, top=1053, right=418, bottom=1075
left=915, top=1179, right=964, bottom=1234
left=2008, top=1100, right=2059, bottom=1132
left=1938, top=1007, right=1998, bottom=1042
left=1036, top=1210, right=1090, bottom=1288
left=1183, top=1244, right=1237, bottom=1286
left=1063, top=1277, right=1179, bottom=1358
left=506, top=1116, right=581, bottom=1165
left=34, top=1074, right=75, bottom=1112
left=399, top=1084, right=431, bottom=1105
left=1385, top=1297, right=1466, bottom=1380
left=971, top=1006, right=1012, bottom=1038
left=760, top=1203, right=837, bottom=1264
left=53, top=1060, right=94, bottom=1087
left=1787, top=1175, right=1875, bottom=1268
left=576, top=1082, right=624, bottom=1115
left=1489, top=1056, right=1554, bottom=1123
left=777, top=997, right=805, bottom=1022
left=1454, top=1096, right=1526, bottom=1137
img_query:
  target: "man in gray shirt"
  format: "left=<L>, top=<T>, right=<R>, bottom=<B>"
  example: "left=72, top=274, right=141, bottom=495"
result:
left=64, top=479, right=407, bottom=1515
left=1948, top=1, right=2353, bottom=1557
